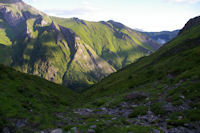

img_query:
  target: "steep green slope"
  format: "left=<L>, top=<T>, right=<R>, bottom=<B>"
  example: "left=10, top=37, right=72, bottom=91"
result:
left=52, top=17, right=160, bottom=69
left=84, top=15, right=200, bottom=103
left=0, top=64, right=78, bottom=131
left=80, top=16, right=200, bottom=132
left=0, top=0, right=160, bottom=90
left=142, top=30, right=179, bottom=45
left=0, top=0, right=115, bottom=90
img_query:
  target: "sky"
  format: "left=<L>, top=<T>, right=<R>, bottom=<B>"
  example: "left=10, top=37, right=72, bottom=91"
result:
left=23, top=0, right=200, bottom=32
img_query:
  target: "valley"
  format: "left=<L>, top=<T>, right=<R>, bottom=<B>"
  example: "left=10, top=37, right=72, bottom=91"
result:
left=0, top=0, right=199, bottom=133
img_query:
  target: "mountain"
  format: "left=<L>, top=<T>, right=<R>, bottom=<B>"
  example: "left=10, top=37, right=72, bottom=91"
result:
left=80, top=16, right=200, bottom=132
left=0, top=2, right=199, bottom=132
left=0, top=0, right=160, bottom=90
left=142, top=30, right=179, bottom=45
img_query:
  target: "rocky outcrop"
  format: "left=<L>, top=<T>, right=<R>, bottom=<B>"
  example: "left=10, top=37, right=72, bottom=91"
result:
left=0, top=6, right=25, bottom=27
left=73, top=17, right=87, bottom=26
left=108, top=20, right=126, bottom=29
left=50, top=22, right=60, bottom=31
left=63, top=40, right=115, bottom=89
left=179, top=16, right=200, bottom=35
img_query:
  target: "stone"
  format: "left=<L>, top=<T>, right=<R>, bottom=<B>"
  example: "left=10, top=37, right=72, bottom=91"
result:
left=131, top=104, right=138, bottom=108
left=86, top=109, right=93, bottom=112
left=3, top=127, right=10, bottom=133
left=88, top=129, right=95, bottom=133
left=163, top=103, right=176, bottom=112
left=178, top=116, right=183, bottom=120
left=125, top=92, right=148, bottom=101
left=120, top=102, right=128, bottom=108
left=153, top=129, right=160, bottom=133
left=90, top=125, right=97, bottom=129
left=51, top=129, right=62, bottom=133
left=40, top=131, right=48, bottom=133
left=101, top=107, right=107, bottom=111
left=180, top=95, right=185, bottom=99
left=15, top=119, right=27, bottom=128
left=71, top=127, right=78, bottom=131
left=112, top=117, right=117, bottom=120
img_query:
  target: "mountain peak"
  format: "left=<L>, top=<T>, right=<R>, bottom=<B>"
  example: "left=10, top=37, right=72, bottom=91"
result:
left=107, top=20, right=126, bottom=29
left=179, top=16, right=200, bottom=35
left=0, top=0, right=22, bottom=3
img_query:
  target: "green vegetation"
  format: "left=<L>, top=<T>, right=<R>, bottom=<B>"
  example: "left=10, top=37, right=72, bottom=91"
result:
left=151, top=102, right=166, bottom=115
left=0, top=64, right=78, bottom=130
left=80, top=16, right=200, bottom=131
left=52, top=17, right=159, bottom=69
left=0, top=1, right=159, bottom=90
left=82, top=18, right=200, bottom=104
left=0, top=1, right=200, bottom=132
left=128, top=105, right=148, bottom=118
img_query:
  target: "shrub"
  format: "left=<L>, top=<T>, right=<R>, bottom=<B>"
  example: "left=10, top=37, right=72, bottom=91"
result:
left=151, top=102, right=166, bottom=115
left=128, top=105, right=148, bottom=118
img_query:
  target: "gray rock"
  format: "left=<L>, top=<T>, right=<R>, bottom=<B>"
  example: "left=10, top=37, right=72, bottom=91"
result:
left=0, top=6, right=25, bottom=27
left=40, top=131, right=49, bottom=133
left=112, top=117, right=117, bottom=120
left=88, top=129, right=95, bottom=133
left=16, top=119, right=27, bottom=128
left=71, top=127, right=78, bottom=131
left=163, top=103, right=176, bottom=112
left=168, top=127, right=196, bottom=133
left=90, top=125, right=97, bottom=129
left=51, top=129, right=63, bottom=133
left=3, top=127, right=10, bottom=133
left=125, top=92, right=148, bottom=101
left=120, top=102, right=128, bottom=108
left=153, top=129, right=160, bottom=133
left=131, top=104, right=138, bottom=108
left=101, top=107, right=107, bottom=111
left=86, top=109, right=93, bottom=112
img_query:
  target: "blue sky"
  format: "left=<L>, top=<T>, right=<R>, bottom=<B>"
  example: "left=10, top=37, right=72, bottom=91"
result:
left=23, top=0, right=200, bottom=31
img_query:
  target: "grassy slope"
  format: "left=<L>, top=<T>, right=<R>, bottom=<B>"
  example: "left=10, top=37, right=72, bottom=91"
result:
left=83, top=18, right=200, bottom=99
left=52, top=17, right=159, bottom=69
left=0, top=64, right=78, bottom=130
left=81, top=18, right=200, bottom=126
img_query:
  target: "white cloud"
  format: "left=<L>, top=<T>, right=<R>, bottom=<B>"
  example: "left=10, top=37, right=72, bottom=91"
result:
left=44, top=8, right=91, bottom=17
left=42, top=0, right=100, bottom=18
left=167, top=0, right=200, bottom=3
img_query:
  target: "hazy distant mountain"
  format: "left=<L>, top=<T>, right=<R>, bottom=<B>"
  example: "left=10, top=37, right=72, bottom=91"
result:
left=142, top=30, right=179, bottom=45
